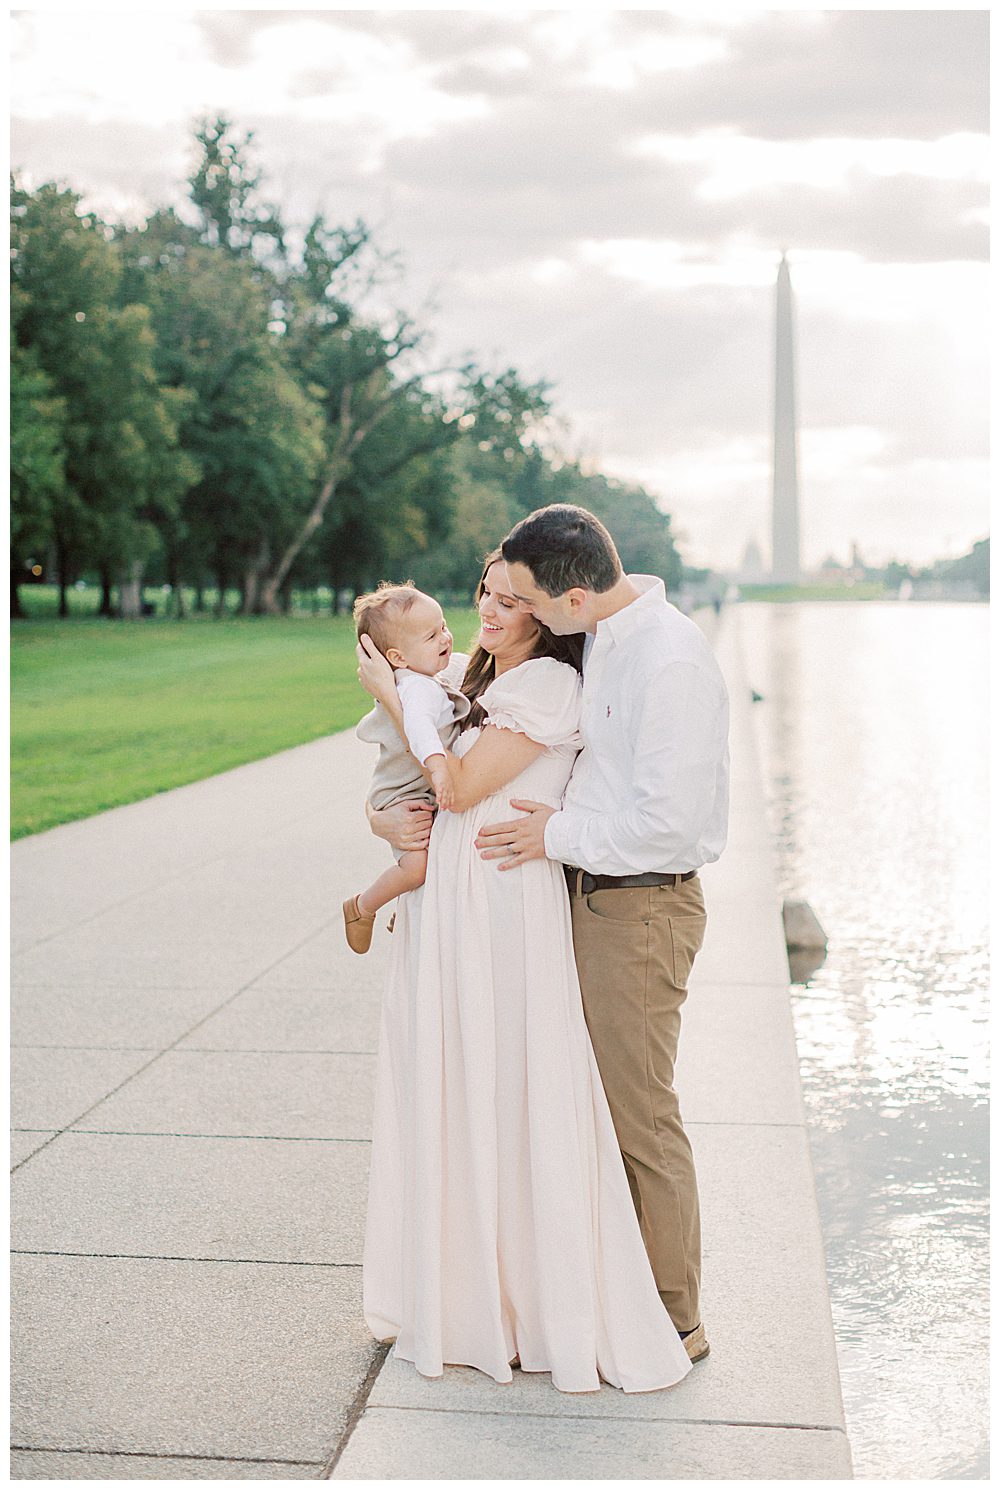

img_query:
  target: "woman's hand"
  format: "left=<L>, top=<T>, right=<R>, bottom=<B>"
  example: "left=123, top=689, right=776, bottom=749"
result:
left=368, top=799, right=435, bottom=853
left=357, top=635, right=397, bottom=705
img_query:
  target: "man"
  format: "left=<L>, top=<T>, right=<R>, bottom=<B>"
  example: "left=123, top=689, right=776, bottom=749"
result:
left=478, top=503, right=729, bottom=1364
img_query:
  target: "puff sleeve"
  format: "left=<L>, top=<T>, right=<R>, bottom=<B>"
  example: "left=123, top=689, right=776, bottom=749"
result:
left=480, top=657, right=583, bottom=750
left=435, top=651, right=469, bottom=691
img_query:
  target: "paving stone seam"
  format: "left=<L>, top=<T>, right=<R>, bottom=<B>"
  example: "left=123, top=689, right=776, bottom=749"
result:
left=15, top=1047, right=377, bottom=1060
left=57, top=1129, right=373, bottom=1143
left=320, top=1341, right=392, bottom=1479
left=693, top=977, right=795, bottom=989
left=11, top=792, right=339, bottom=958
left=354, top=1405, right=850, bottom=1435
left=164, top=1047, right=378, bottom=1056
left=12, top=1249, right=362, bottom=1268
left=7, top=975, right=804, bottom=991
left=174, top=1048, right=377, bottom=1060
left=37, top=1122, right=808, bottom=1139
left=10, top=1444, right=325, bottom=1467
left=689, top=982, right=797, bottom=990
left=9, top=914, right=353, bottom=1175
left=12, top=1044, right=162, bottom=1052
left=10, top=980, right=248, bottom=990
left=11, top=1045, right=378, bottom=1055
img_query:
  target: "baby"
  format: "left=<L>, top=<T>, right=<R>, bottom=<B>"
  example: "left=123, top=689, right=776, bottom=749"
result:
left=343, top=582, right=469, bottom=954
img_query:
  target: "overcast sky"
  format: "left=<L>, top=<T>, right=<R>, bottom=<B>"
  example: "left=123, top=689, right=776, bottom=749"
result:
left=10, top=5, right=990, bottom=570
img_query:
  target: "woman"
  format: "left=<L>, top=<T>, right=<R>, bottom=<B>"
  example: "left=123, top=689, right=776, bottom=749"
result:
left=358, top=551, right=691, bottom=1394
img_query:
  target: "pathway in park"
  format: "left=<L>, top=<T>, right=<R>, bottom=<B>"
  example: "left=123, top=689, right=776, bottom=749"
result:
left=10, top=610, right=852, bottom=1480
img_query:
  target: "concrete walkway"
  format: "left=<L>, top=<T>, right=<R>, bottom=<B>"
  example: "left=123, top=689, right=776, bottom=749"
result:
left=10, top=608, right=851, bottom=1480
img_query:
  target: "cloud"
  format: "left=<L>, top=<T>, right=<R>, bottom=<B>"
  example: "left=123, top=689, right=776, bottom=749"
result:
left=618, top=9, right=989, bottom=140
left=8, top=6, right=990, bottom=570
left=372, top=97, right=986, bottom=268
left=10, top=116, right=192, bottom=222
left=193, top=10, right=322, bottom=69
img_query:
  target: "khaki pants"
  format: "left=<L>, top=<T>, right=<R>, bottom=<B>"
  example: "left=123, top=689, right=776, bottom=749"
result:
left=569, top=876, right=707, bottom=1333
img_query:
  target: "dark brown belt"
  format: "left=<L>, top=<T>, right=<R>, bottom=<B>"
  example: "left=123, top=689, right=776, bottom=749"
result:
left=564, top=865, right=697, bottom=895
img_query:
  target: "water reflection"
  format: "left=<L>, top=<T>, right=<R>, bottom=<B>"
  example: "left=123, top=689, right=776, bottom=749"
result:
left=739, top=603, right=989, bottom=1481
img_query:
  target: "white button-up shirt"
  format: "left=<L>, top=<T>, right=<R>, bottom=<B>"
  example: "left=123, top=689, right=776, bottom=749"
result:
left=544, top=576, right=729, bottom=875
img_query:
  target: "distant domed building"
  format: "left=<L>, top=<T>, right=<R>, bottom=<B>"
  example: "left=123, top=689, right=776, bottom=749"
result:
left=739, top=536, right=766, bottom=583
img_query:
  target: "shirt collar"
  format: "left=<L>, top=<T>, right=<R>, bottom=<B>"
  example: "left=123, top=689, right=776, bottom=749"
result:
left=595, top=574, right=665, bottom=647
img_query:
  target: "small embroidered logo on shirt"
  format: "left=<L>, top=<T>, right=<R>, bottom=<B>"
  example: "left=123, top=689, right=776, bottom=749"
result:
left=606, top=705, right=612, bottom=718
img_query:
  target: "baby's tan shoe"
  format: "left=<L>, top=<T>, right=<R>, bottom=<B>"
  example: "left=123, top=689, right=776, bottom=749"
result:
left=343, top=895, right=375, bottom=954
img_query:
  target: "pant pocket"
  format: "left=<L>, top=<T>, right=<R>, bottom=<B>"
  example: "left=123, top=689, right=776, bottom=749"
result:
left=667, top=912, right=707, bottom=986
left=583, top=887, right=651, bottom=925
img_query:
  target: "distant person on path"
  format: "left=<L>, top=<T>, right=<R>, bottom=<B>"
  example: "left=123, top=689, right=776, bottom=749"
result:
left=478, top=505, right=730, bottom=1360
left=356, top=548, right=693, bottom=1393
left=343, top=584, right=466, bottom=954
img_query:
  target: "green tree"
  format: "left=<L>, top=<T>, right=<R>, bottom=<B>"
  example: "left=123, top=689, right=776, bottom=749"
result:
left=187, top=115, right=285, bottom=264
left=264, top=214, right=460, bottom=613
left=131, top=240, right=324, bottom=613
left=11, top=178, right=195, bottom=616
left=317, top=399, right=459, bottom=605
left=9, top=318, right=67, bottom=617
left=405, top=438, right=522, bottom=599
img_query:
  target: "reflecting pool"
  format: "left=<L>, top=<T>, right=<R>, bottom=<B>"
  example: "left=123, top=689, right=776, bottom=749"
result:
left=738, top=602, right=989, bottom=1480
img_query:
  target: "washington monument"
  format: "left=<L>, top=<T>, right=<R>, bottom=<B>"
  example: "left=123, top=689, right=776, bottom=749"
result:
left=771, top=254, right=802, bottom=583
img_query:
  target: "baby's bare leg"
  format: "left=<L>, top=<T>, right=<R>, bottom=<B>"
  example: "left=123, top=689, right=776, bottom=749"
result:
left=357, top=850, right=428, bottom=916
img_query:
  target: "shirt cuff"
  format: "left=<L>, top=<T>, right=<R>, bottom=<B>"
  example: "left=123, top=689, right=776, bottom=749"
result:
left=543, top=810, right=573, bottom=864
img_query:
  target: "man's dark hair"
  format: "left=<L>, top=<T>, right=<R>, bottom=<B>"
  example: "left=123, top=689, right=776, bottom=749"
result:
left=501, top=504, right=622, bottom=596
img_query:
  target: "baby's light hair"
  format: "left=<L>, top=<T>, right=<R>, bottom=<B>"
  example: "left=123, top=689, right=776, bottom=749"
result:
left=353, top=582, right=421, bottom=657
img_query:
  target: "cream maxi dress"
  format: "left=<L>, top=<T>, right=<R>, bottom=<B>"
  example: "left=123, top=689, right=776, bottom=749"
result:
left=362, top=655, right=692, bottom=1394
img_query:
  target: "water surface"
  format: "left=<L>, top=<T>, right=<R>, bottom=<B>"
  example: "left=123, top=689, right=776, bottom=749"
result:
left=737, top=602, right=989, bottom=1480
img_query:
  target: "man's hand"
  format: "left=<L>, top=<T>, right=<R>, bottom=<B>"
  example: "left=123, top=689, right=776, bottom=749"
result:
left=369, top=799, right=435, bottom=853
left=356, top=635, right=397, bottom=705
left=426, top=754, right=455, bottom=812
left=474, top=799, right=556, bottom=870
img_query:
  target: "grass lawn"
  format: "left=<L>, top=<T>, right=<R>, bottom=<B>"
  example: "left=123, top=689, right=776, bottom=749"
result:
left=737, top=582, right=889, bottom=601
left=11, top=604, right=480, bottom=840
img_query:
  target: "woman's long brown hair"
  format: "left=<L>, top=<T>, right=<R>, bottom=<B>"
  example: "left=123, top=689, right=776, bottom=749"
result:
left=459, top=548, right=585, bottom=731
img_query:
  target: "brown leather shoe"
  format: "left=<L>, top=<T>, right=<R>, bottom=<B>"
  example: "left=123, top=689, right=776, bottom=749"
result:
left=682, top=1323, right=710, bottom=1363
left=343, top=895, right=375, bottom=954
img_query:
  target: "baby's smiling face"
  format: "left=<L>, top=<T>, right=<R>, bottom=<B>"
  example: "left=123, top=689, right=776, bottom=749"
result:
left=390, top=595, right=453, bottom=676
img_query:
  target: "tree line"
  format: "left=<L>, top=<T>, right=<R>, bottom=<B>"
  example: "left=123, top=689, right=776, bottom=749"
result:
left=11, top=117, right=685, bottom=620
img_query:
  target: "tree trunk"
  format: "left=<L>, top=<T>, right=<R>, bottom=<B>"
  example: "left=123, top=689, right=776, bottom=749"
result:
left=214, top=560, right=230, bottom=617
left=118, top=560, right=144, bottom=619
left=98, top=567, right=115, bottom=618
left=56, top=539, right=69, bottom=618
left=241, top=567, right=260, bottom=616
left=240, top=540, right=271, bottom=615
left=11, top=569, right=25, bottom=620
left=193, top=581, right=205, bottom=613
left=168, top=554, right=185, bottom=619
left=257, top=408, right=356, bottom=616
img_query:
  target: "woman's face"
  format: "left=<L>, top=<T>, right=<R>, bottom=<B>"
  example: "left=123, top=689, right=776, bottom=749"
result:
left=477, top=562, right=540, bottom=663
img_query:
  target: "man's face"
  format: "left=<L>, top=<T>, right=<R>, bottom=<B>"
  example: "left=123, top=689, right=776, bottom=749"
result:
left=503, top=560, right=583, bottom=635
